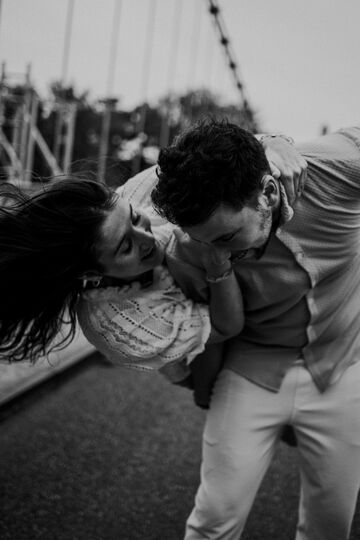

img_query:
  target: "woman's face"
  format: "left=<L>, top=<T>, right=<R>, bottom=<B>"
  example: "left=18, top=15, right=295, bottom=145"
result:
left=97, top=195, right=164, bottom=279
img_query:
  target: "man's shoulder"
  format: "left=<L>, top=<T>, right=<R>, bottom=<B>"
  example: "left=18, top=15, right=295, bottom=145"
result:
left=297, top=127, right=360, bottom=164
left=296, top=127, right=360, bottom=203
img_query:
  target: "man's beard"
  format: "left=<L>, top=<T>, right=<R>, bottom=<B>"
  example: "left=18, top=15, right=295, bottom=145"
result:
left=257, top=206, right=273, bottom=241
left=251, top=207, right=273, bottom=258
left=230, top=207, right=273, bottom=262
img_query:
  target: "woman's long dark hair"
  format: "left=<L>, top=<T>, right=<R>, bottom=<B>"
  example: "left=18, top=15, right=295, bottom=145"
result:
left=0, top=178, right=116, bottom=362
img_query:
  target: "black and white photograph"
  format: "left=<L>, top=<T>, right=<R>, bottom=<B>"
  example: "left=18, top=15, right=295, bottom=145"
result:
left=0, top=1, right=360, bottom=539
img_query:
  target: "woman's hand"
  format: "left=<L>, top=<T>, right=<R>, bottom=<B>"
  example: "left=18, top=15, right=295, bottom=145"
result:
left=201, top=244, right=232, bottom=279
left=260, top=134, right=307, bottom=205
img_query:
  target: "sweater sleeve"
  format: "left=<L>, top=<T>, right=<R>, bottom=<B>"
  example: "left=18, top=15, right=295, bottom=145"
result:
left=77, top=267, right=211, bottom=381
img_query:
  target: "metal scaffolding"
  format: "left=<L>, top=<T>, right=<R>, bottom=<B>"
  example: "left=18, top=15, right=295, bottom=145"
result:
left=0, top=63, right=76, bottom=183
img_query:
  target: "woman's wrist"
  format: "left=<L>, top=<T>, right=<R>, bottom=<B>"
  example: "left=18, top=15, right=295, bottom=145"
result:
left=202, top=245, right=232, bottom=280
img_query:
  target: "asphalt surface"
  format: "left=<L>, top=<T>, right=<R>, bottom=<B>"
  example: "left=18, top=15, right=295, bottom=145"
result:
left=0, top=352, right=359, bottom=540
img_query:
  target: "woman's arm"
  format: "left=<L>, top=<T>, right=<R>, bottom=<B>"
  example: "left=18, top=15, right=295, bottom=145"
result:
left=201, top=245, right=244, bottom=342
left=259, top=133, right=308, bottom=204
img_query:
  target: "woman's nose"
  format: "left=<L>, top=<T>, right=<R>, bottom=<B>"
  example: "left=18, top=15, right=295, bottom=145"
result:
left=133, top=217, right=154, bottom=247
left=140, top=212, right=152, bottom=233
left=133, top=211, right=152, bottom=233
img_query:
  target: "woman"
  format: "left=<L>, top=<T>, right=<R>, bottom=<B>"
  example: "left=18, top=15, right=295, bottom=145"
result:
left=0, top=176, right=244, bottom=389
left=0, top=135, right=305, bottom=399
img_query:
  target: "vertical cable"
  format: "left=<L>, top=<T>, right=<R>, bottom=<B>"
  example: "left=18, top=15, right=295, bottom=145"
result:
left=98, top=0, right=122, bottom=182
left=106, top=0, right=122, bottom=96
left=160, top=0, right=183, bottom=148
left=187, top=0, right=203, bottom=91
left=138, top=0, right=157, bottom=129
left=54, top=0, right=75, bottom=165
left=132, top=0, right=157, bottom=174
left=0, top=0, right=3, bottom=45
left=61, top=0, right=75, bottom=85
left=183, top=0, right=203, bottom=126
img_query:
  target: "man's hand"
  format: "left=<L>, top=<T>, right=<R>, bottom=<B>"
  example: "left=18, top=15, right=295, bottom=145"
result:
left=261, top=135, right=307, bottom=205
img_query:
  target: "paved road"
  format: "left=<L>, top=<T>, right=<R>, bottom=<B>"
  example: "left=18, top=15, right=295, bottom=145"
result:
left=0, top=352, right=359, bottom=540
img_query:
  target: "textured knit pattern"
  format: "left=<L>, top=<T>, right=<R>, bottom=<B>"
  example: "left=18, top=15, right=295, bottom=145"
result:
left=77, top=265, right=211, bottom=382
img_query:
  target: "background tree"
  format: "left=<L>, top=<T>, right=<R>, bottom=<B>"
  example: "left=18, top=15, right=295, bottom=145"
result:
left=0, top=81, right=260, bottom=187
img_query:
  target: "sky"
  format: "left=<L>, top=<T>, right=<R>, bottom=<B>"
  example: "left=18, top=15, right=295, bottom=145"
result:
left=1, top=0, right=359, bottom=140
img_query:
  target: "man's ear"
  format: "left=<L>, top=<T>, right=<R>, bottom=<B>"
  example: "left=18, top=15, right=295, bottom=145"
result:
left=261, top=175, right=279, bottom=207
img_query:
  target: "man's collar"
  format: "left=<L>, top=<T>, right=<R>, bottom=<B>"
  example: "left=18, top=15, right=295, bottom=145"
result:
left=230, top=183, right=294, bottom=264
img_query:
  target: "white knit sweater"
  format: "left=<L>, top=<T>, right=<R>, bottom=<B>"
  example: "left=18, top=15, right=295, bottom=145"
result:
left=77, top=265, right=211, bottom=382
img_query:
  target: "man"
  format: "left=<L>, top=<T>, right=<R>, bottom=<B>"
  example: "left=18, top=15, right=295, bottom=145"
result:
left=151, top=120, right=360, bottom=540
left=75, top=129, right=306, bottom=532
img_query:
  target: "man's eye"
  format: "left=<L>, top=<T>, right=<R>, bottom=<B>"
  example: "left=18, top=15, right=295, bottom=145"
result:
left=220, top=233, right=235, bottom=243
left=121, top=238, right=132, bottom=254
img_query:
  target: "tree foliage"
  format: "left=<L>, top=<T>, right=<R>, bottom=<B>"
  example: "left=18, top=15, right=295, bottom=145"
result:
left=0, top=81, right=260, bottom=186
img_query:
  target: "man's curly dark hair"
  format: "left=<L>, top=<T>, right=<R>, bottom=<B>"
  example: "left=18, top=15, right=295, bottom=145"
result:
left=152, top=119, right=270, bottom=227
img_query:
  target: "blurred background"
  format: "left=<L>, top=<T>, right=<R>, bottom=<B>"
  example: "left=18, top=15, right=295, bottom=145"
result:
left=1, top=2, right=360, bottom=539
left=1, top=0, right=359, bottom=187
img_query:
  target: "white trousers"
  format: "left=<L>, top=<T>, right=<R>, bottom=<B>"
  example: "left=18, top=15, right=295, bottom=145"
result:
left=185, top=362, right=360, bottom=540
